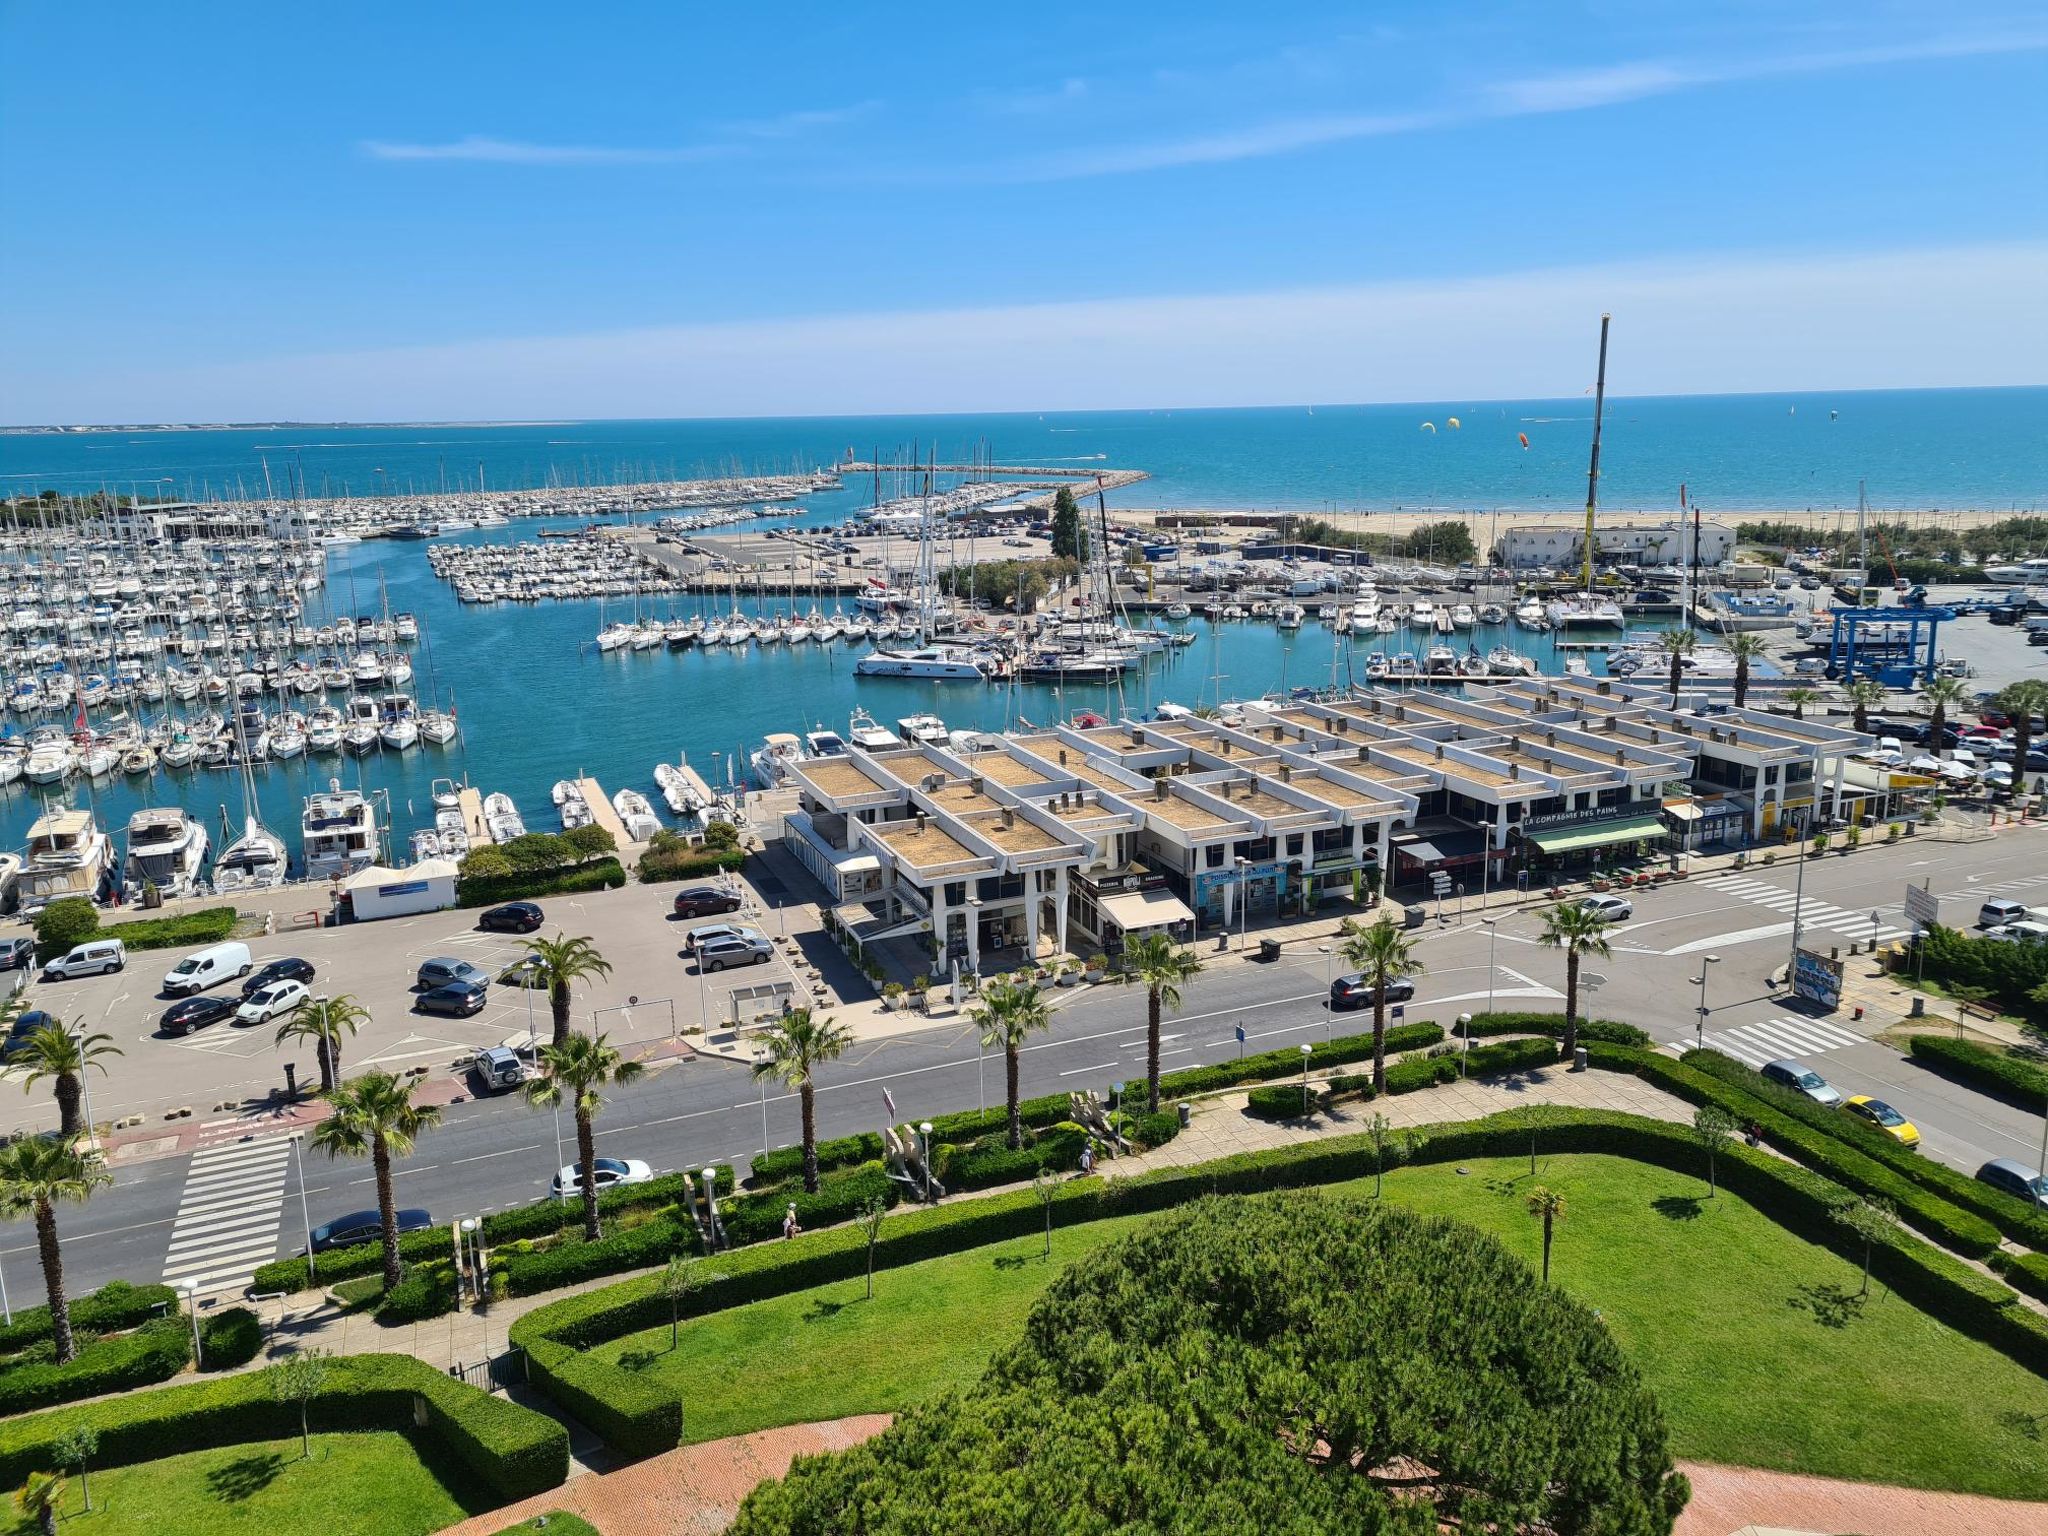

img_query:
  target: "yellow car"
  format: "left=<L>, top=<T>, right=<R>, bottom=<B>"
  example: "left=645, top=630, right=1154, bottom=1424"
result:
left=1843, top=1094, right=1920, bottom=1148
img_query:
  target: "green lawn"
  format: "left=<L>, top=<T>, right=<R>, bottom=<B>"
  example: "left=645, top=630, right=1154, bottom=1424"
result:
left=490, top=1516, right=598, bottom=1536
left=595, top=1154, right=2048, bottom=1501
left=11, top=1431, right=487, bottom=1536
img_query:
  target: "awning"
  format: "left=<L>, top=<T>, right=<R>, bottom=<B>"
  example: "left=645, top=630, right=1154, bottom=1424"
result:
left=1098, top=888, right=1196, bottom=931
left=1661, top=802, right=1705, bottom=824
left=1523, top=814, right=1668, bottom=854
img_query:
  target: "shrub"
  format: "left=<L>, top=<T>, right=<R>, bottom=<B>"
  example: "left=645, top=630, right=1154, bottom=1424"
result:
left=1245, top=1084, right=1321, bottom=1120
left=1991, top=1251, right=2048, bottom=1305
left=938, top=1127, right=1088, bottom=1191
left=252, top=1224, right=452, bottom=1294
left=0, top=1280, right=178, bottom=1355
left=102, top=906, right=238, bottom=953
left=379, top=1260, right=459, bottom=1323
left=749, top=1135, right=885, bottom=1186
left=456, top=858, right=627, bottom=908
left=0, top=1353, right=567, bottom=1501
left=199, top=1307, right=262, bottom=1371
left=637, top=846, right=748, bottom=884
left=724, top=1162, right=898, bottom=1247
left=560, top=824, right=618, bottom=860
left=32, top=897, right=100, bottom=961
left=1131, top=1110, right=1182, bottom=1149
left=1906, top=1034, right=2048, bottom=1111
left=1908, top=923, right=2048, bottom=1013
left=0, top=1319, right=190, bottom=1415
left=1151, top=1022, right=1444, bottom=1099
left=1454, top=1010, right=1651, bottom=1047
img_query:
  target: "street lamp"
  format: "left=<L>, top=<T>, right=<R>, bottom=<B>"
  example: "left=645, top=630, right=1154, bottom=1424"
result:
left=1458, top=1012, right=1472, bottom=1077
left=1236, top=856, right=1250, bottom=951
left=289, top=1132, right=316, bottom=1285
left=70, top=1026, right=101, bottom=1150
left=1300, top=1043, right=1314, bottom=1115
left=182, top=1283, right=203, bottom=1369
left=1691, top=954, right=1721, bottom=1051
left=918, top=1121, right=935, bottom=1202
left=1317, top=944, right=1335, bottom=1041
left=1481, top=917, right=1498, bottom=1020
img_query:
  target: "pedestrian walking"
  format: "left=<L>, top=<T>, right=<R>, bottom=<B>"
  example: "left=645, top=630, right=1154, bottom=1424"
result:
left=782, top=1202, right=801, bottom=1240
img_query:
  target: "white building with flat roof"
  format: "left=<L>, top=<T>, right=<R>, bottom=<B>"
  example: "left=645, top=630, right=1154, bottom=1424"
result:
left=1495, top=520, right=1733, bottom=571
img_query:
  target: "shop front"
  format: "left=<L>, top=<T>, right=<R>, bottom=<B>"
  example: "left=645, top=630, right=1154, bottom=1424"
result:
left=1517, top=806, right=1668, bottom=875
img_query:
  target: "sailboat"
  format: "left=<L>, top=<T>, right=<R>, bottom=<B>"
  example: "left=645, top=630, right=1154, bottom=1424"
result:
left=214, top=746, right=288, bottom=892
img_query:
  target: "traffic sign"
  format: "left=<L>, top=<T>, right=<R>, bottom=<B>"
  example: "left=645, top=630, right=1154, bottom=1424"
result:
left=1903, top=883, right=1939, bottom=929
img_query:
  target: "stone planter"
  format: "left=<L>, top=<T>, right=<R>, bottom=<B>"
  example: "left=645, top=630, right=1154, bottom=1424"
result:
left=1084, top=968, right=1105, bottom=984
left=1056, top=970, right=1080, bottom=988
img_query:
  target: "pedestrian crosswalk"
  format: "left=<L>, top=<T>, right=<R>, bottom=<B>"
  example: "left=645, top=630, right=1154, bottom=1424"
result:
left=1942, top=870, right=2048, bottom=902
left=161, top=1135, right=294, bottom=1297
left=1698, top=873, right=1909, bottom=942
left=1670, top=1014, right=1871, bottom=1070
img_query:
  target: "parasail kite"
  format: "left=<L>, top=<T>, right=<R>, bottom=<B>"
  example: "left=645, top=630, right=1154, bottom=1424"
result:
left=1446, top=417, right=1460, bottom=429
left=1518, top=432, right=1530, bottom=449
left=1419, top=421, right=1436, bottom=433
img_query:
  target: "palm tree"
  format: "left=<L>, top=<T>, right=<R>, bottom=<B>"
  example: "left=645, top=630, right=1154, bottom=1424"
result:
left=750, top=1010, right=852, bottom=1196
left=1536, top=900, right=1613, bottom=1061
left=15, top=1471, right=64, bottom=1536
left=1726, top=632, right=1768, bottom=709
left=0, top=1137, right=110, bottom=1364
left=1525, top=1185, right=1567, bottom=1284
left=1920, top=674, right=1970, bottom=746
left=13, top=1023, right=121, bottom=1141
left=1337, top=916, right=1424, bottom=1092
left=522, top=933, right=613, bottom=1048
left=275, top=994, right=369, bottom=1095
left=527, top=1031, right=645, bottom=1239
left=1115, top=932, right=1204, bottom=1113
left=1844, top=678, right=1887, bottom=735
left=969, top=978, right=1053, bottom=1150
left=310, top=1072, right=441, bottom=1291
left=1994, top=680, right=2048, bottom=803
left=1783, top=686, right=1822, bottom=721
left=1657, top=627, right=1695, bottom=706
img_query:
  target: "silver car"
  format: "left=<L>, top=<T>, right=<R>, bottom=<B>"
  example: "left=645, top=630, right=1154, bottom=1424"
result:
left=697, top=935, right=773, bottom=973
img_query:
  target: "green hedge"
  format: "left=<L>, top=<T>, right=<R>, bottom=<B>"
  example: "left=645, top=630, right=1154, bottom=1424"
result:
left=0, top=1319, right=190, bottom=1415
left=748, top=1134, right=886, bottom=1186
left=0, top=1280, right=179, bottom=1356
left=1131, top=1110, right=1182, bottom=1150
left=455, top=858, right=627, bottom=909
left=1992, top=1251, right=2048, bottom=1305
left=1907, top=923, right=2048, bottom=1013
left=938, top=1127, right=1088, bottom=1191
left=1151, top=1021, right=1445, bottom=1099
left=724, top=1162, right=898, bottom=1247
left=1906, top=1034, right=2048, bottom=1111
left=1588, top=1044, right=2004, bottom=1259
left=1683, top=1047, right=2048, bottom=1252
left=636, top=846, right=748, bottom=885
left=1453, top=1009, right=1651, bottom=1047
left=512, top=1104, right=2048, bottom=1461
left=199, top=1307, right=263, bottom=1371
left=0, top=1352, right=568, bottom=1501
left=102, top=905, right=240, bottom=953
left=1245, top=1084, right=1321, bottom=1120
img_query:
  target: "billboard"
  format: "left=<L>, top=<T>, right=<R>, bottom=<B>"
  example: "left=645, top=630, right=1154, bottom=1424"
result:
left=1791, top=948, right=1844, bottom=1010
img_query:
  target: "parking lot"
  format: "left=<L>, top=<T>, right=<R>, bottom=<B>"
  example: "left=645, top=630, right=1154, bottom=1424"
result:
left=0, top=875, right=809, bottom=1138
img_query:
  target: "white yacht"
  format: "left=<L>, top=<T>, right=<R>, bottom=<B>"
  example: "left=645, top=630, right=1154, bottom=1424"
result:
left=24, top=736, right=73, bottom=784
left=1276, top=603, right=1304, bottom=631
left=895, top=713, right=950, bottom=748
left=377, top=694, right=420, bottom=752
left=1348, top=595, right=1378, bottom=634
left=1408, top=598, right=1438, bottom=630
left=1513, top=599, right=1552, bottom=632
left=653, top=761, right=706, bottom=816
left=804, top=726, right=847, bottom=758
left=554, top=780, right=594, bottom=830
left=846, top=709, right=902, bottom=753
left=853, top=647, right=987, bottom=681
left=301, top=780, right=381, bottom=881
left=1450, top=604, right=1476, bottom=629
left=612, top=788, right=663, bottom=841
left=122, top=807, right=209, bottom=899
left=306, top=707, right=344, bottom=754
left=1546, top=593, right=1626, bottom=630
left=213, top=816, right=289, bottom=892
left=750, top=732, right=807, bottom=788
left=482, top=791, right=526, bottom=843
left=19, top=805, right=114, bottom=912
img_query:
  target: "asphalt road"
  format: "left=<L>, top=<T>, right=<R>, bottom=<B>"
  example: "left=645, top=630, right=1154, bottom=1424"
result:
left=12, top=826, right=2048, bottom=1300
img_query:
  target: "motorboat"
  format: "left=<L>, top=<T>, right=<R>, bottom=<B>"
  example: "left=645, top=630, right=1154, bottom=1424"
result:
left=377, top=695, right=420, bottom=751
left=612, top=788, right=663, bottom=841
left=1424, top=644, right=1459, bottom=675
left=854, top=647, right=988, bottom=681
left=555, top=780, right=594, bottom=830
left=1451, top=604, right=1477, bottom=629
left=750, top=732, right=807, bottom=787
left=1276, top=603, right=1304, bottom=631
left=24, top=737, right=73, bottom=784
left=846, top=709, right=902, bottom=752
left=483, top=791, right=526, bottom=842
left=122, top=807, right=209, bottom=899
left=895, top=714, right=950, bottom=748
left=306, top=706, right=344, bottom=754
left=19, top=805, right=115, bottom=911
left=1408, top=599, right=1437, bottom=629
left=1513, top=599, right=1551, bottom=631
left=653, top=761, right=706, bottom=816
left=1477, top=603, right=1509, bottom=625
left=804, top=726, right=847, bottom=758
left=302, top=779, right=381, bottom=881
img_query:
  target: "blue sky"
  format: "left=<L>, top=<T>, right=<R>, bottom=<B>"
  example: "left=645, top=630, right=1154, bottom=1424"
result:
left=2, top=2, right=2044, bottom=421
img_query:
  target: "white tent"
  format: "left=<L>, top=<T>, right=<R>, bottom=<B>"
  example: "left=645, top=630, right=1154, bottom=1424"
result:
left=344, top=859, right=459, bottom=921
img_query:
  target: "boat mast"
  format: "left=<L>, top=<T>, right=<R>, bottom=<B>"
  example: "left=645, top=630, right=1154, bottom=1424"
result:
left=1581, top=312, right=1611, bottom=592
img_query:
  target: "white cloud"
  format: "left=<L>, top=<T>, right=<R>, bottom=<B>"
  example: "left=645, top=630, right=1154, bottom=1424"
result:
left=719, top=100, right=881, bottom=139
left=360, top=135, right=736, bottom=166
left=22, top=241, right=2044, bottom=424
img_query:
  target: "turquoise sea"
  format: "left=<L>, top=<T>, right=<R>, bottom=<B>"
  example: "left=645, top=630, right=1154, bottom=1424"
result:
left=0, top=387, right=2040, bottom=869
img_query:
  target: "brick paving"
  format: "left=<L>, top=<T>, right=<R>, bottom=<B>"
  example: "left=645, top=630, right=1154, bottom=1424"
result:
left=1676, top=1459, right=2048, bottom=1536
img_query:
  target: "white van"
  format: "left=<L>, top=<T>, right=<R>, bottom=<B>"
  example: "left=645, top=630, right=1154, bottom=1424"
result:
left=161, top=941, right=253, bottom=997
left=42, top=938, right=126, bottom=980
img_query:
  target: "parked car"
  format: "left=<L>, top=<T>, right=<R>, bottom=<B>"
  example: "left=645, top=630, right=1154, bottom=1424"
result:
left=1759, top=1058, right=1842, bottom=1107
left=162, top=941, right=254, bottom=997
left=241, top=957, right=315, bottom=997
left=470, top=1045, right=526, bottom=1093
left=41, top=938, right=125, bottom=980
left=478, top=902, right=544, bottom=934
left=415, top=957, right=488, bottom=991
left=415, top=979, right=489, bottom=1017
left=236, top=978, right=309, bottom=1024
left=1979, top=898, right=2034, bottom=930
left=1329, top=974, right=1416, bottom=1012
left=681, top=922, right=765, bottom=954
left=159, top=994, right=241, bottom=1037
left=1977, top=1158, right=2048, bottom=1210
left=1985, top=921, right=2048, bottom=944
left=311, top=1207, right=433, bottom=1253
left=0, top=937, right=36, bottom=972
left=0, top=1009, right=56, bottom=1061
left=1842, top=1095, right=1920, bottom=1147
left=673, top=886, right=743, bottom=918
left=697, top=935, right=773, bottom=972
left=1580, top=894, right=1634, bottom=922
left=550, top=1157, right=653, bottom=1197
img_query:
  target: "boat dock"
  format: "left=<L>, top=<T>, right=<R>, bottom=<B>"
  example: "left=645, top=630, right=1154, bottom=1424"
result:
left=455, top=786, right=493, bottom=846
left=573, top=777, right=631, bottom=847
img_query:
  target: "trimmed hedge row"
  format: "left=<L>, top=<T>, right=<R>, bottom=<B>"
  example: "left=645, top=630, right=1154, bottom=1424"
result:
left=1588, top=1045, right=2004, bottom=1259
left=0, top=1280, right=179, bottom=1356
left=1152, top=1021, right=1445, bottom=1099
left=455, top=858, right=627, bottom=909
left=1906, top=1034, right=2048, bottom=1112
left=101, top=906, right=240, bottom=953
left=1130, top=1110, right=1182, bottom=1150
left=1992, top=1251, right=2048, bottom=1306
left=512, top=1104, right=2048, bottom=1460
left=1385, top=1036, right=1561, bottom=1094
left=200, top=1307, right=262, bottom=1371
left=1454, top=1010, right=1652, bottom=1047
left=1245, top=1084, right=1319, bottom=1120
left=1683, top=1047, right=2048, bottom=1252
left=636, top=847, right=748, bottom=885
left=724, top=1162, right=897, bottom=1247
left=0, top=1352, right=568, bottom=1501
left=938, top=1127, right=1089, bottom=1191
left=0, top=1319, right=190, bottom=1415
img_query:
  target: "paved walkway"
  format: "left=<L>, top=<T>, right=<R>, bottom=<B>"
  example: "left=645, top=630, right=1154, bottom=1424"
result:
left=1676, top=1460, right=2048, bottom=1536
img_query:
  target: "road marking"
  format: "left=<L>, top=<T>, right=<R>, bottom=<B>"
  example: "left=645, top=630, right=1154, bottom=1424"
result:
left=1058, top=1060, right=1119, bottom=1078
left=162, top=1137, right=294, bottom=1297
left=1671, top=1015, right=1871, bottom=1069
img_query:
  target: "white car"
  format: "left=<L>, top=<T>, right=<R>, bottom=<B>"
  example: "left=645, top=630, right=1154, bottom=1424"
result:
left=1985, top=921, right=2048, bottom=945
left=1580, top=894, right=1634, bottom=922
left=550, top=1157, right=652, bottom=1197
left=237, top=978, right=310, bottom=1024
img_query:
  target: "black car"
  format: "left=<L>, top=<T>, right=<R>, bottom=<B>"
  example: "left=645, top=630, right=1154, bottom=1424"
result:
left=160, top=994, right=240, bottom=1036
left=242, top=957, right=315, bottom=997
left=0, top=937, right=35, bottom=972
left=673, top=886, right=742, bottom=918
left=1329, top=974, right=1417, bottom=1012
left=478, top=901, right=544, bottom=935
left=1913, top=724, right=1961, bottom=749
left=311, top=1206, right=433, bottom=1253
left=414, top=980, right=488, bottom=1017
left=0, top=1009, right=55, bottom=1061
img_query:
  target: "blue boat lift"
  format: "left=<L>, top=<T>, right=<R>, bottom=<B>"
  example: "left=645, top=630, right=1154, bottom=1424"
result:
left=1823, top=606, right=1954, bottom=687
